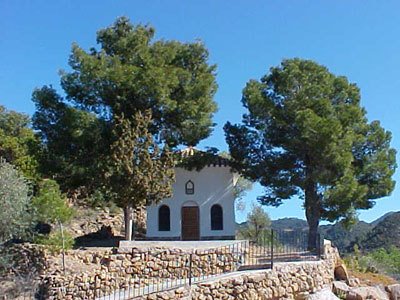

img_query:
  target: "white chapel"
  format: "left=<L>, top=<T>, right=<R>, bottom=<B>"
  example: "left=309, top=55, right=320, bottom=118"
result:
left=146, top=148, right=239, bottom=241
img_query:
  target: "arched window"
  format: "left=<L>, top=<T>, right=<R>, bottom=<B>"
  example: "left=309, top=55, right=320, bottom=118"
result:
left=185, top=180, right=194, bottom=195
left=158, top=205, right=170, bottom=231
left=211, top=204, right=223, bottom=230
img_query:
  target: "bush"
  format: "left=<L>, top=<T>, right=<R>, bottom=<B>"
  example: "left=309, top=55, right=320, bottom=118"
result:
left=32, top=179, right=74, bottom=224
left=0, top=159, right=33, bottom=243
left=368, top=247, right=400, bottom=277
left=34, top=231, right=75, bottom=253
left=237, top=205, right=271, bottom=241
left=344, top=245, right=400, bottom=280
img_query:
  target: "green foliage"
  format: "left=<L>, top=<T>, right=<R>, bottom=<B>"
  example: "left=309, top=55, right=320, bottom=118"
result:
left=109, top=110, right=175, bottom=239
left=0, top=160, right=34, bottom=242
left=86, top=188, right=112, bottom=208
left=32, top=17, right=217, bottom=194
left=109, top=111, right=175, bottom=207
left=32, top=87, right=109, bottom=192
left=344, top=245, right=400, bottom=279
left=238, top=205, right=271, bottom=241
left=225, top=58, right=396, bottom=248
left=61, top=17, right=217, bottom=147
left=0, top=106, right=41, bottom=181
left=34, top=231, right=75, bottom=253
left=368, top=247, right=400, bottom=276
left=32, top=179, right=74, bottom=224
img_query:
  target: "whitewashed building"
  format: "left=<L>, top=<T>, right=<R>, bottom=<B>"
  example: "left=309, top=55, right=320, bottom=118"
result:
left=146, top=148, right=239, bottom=241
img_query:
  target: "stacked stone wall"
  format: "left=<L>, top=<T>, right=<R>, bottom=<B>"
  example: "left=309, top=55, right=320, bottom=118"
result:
left=42, top=245, right=242, bottom=299
left=138, top=241, right=340, bottom=300
left=2, top=241, right=340, bottom=300
left=0, top=244, right=49, bottom=278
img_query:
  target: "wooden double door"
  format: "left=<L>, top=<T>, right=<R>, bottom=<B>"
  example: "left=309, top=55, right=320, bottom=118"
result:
left=181, top=206, right=200, bottom=240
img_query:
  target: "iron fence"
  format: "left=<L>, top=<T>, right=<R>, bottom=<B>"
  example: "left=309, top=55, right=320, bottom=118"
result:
left=238, top=229, right=321, bottom=270
left=1, top=229, right=322, bottom=299
left=91, top=242, right=247, bottom=299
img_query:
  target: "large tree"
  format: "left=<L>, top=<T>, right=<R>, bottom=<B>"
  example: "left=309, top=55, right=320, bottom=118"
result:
left=225, top=59, right=396, bottom=249
left=32, top=17, right=217, bottom=194
left=60, top=16, right=217, bottom=147
left=109, top=111, right=175, bottom=240
left=32, top=86, right=109, bottom=192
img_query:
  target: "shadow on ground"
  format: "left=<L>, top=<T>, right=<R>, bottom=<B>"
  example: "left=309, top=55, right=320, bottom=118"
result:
left=74, top=226, right=123, bottom=248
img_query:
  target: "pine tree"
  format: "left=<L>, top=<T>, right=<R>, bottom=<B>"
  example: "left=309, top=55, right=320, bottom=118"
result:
left=225, top=59, right=396, bottom=249
left=109, top=110, right=175, bottom=240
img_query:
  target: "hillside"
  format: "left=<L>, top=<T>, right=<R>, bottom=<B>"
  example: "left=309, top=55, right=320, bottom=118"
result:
left=320, top=221, right=373, bottom=253
left=237, top=211, right=400, bottom=253
left=237, top=218, right=308, bottom=232
left=271, top=218, right=308, bottom=231
left=358, top=212, right=400, bottom=251
left=370, top=211, right=396, bottom=227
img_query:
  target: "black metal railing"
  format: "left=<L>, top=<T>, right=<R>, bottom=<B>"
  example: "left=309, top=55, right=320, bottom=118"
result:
left=89, top=242, right=247, bottom=300
left=1, top=230, right=322, bottom=300
left=238, top=229, right=321, bottom=270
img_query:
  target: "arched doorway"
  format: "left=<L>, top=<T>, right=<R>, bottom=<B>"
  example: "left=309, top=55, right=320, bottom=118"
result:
left=181, top=201, right=200, bottom=240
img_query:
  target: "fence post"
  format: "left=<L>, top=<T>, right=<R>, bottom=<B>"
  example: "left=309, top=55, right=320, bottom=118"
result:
left=58, top=220, right=66, bottom=275
left=270, top=229, right=274, bottom=269
left=188, top=253, right=193, bottom=286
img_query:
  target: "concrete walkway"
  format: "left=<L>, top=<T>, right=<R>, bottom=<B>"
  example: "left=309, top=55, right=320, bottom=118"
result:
left=119, top=240, right=246, bottom=251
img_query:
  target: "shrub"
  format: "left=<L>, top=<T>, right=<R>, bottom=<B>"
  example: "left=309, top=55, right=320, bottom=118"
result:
left=32, top=179, right=74, bottom=224
left=237, top=205, right=271, bottom=242
left=87, top=189, right=121, bottom=214
left=0, top=159, right=33, bottom=242
left=344, top=245, right=400, bottom=280
left=34, top=231, right=75, bottom=253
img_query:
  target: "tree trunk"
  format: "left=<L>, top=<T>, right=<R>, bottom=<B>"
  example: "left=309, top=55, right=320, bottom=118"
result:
left=124, top=205, right=133, bottom=241
left=307, top=214, right=319, bottom=251
left=305, top=180, right=321, bottom=251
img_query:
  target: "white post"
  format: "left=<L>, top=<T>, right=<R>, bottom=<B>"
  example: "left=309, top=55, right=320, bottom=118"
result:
left=58, top=220, right=66, bottom=275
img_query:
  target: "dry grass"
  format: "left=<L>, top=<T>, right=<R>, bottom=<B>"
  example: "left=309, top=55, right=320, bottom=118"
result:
left=349, top=269, right=397, bottom=286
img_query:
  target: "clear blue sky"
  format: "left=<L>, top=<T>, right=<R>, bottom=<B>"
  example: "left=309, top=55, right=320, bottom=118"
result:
left=1, top=1, right=400, bottom=223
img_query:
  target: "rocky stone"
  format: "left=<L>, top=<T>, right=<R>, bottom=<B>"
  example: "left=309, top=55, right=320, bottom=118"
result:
left=348, top=277, right=361, bottom=287
left=332, top=280, right=350, bottom=298
left=1, top=239, right=343, bottom=300
left=334, top=263, right=349, bottom=282
left=295, top=292, right=310, bottom=300
left=347, top=286, right=390, bottom=300
left=307, top=288, right=340, bottom=300
left=386, top=284, right=400, bottom=300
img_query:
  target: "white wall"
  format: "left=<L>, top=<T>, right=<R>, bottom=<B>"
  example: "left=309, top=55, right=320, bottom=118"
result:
left=146, top=166, right=236, bottom=240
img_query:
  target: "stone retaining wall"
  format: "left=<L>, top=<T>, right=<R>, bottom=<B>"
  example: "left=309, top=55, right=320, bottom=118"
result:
left=42, top=244, right=243, bottom=299
left=2, top=241, right=339, bottom=300
left=189, top=262, right=333, bottom=300
left=136, top=240, right=340, bottom=300
left=0, top=244, right=49, bottom=277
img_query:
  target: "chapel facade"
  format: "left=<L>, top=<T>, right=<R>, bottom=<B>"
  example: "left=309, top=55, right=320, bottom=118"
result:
left=146, top=148, right=238, bottom=241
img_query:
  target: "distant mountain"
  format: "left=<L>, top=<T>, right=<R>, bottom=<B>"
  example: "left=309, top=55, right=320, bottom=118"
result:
left=320, top=221, right=373, bottom=253
left=236, top=211, right=400, bottom=253
left=370, top=211, right=396, bottom=227
left=271, top=218, right=308, bottom=231
left=358, top=212, right=400, bottom=251
left=237, top=218, right=308, bottom=231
